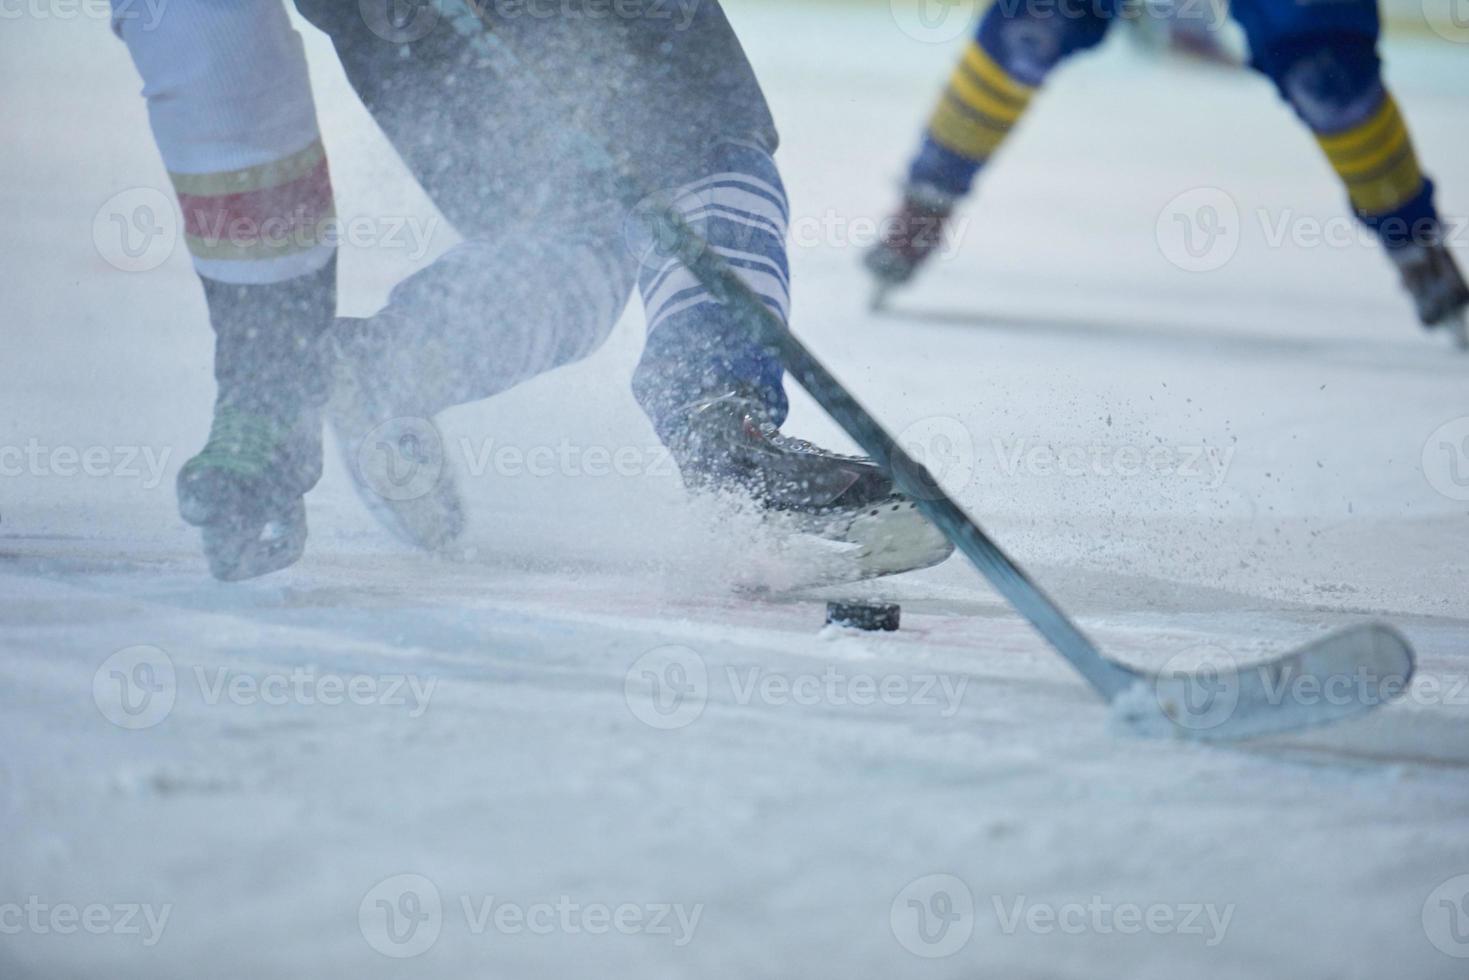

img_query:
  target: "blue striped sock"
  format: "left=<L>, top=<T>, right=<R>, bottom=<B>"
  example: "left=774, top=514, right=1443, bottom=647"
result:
left=632, top=140, right=791, bottom=437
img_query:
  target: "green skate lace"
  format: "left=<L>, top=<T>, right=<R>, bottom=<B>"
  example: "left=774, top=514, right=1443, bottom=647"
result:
left=185, top=408, right=286, bottom=476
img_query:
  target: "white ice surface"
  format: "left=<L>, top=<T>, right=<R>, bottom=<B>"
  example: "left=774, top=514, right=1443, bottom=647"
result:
left=3, top=5, right=1469, bottom=978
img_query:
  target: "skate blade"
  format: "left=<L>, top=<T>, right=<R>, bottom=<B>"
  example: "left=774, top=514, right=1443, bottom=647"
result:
left=834, top=498, right=955, bottom=579
left=769, top=498, right=956, bottom=589
left=200, top=498, right=307, bottom=582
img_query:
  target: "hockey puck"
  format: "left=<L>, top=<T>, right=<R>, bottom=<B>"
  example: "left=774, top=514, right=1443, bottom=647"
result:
left=826, top=601, right=900, bottom=632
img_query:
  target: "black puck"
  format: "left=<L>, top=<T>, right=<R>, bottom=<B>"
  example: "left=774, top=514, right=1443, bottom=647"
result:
left=826, top=601, right=901, bottom=632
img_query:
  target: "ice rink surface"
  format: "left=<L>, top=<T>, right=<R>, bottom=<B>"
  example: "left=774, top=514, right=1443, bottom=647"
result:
left=3, top=3, right=1468, bottom=977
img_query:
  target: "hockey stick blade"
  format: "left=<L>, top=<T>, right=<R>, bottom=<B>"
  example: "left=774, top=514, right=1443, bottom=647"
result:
left=1109, top=623, right=1416, bottom=741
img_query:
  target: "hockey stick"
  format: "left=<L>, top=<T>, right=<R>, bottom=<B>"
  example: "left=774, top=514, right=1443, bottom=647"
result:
left=446, top=4, right=1415, bottom=739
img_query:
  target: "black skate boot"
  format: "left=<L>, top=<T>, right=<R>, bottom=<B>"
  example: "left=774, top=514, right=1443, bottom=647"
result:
left=178, top=406, right=320, bottom=581
left=327, top=312, right=465, bottom=551
left=179, top=261, right=335, bottom=581
left=864, top=182, right=959, bottom=310
left=664, top=388, right=954, bottom=583
left=1390, top=242, right=1469, bottom=348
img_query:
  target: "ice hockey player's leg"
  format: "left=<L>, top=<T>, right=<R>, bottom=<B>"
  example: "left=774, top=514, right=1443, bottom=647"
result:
left=866, top=0, right=1113, bottom=301
left=1233, top=0, right=1468, bottom=340
left=632, top=140, right=953, bottom=579
left=291, top=1, right=641, bottom=546
left=327, top=227, right=635, bottom=549
left=114, top=0, right=338, bottom=580
left=182, top=264, right=335, bottom=580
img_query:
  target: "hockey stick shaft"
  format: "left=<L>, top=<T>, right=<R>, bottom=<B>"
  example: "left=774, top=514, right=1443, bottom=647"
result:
left=662, top=214, right=1135, bottom=700
left=449, top=6, right=1136, bottom=701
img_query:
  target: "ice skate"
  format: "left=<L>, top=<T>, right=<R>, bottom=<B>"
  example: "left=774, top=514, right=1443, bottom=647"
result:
left=864, top=182, right=959, bottom=310
left=1391, top=241, right=1469, bottom=349
left=663, top=388, right=954, bottom=582
left=177, top=405, right=321, bottom=582
left=327, top=313, right=465, bottom=551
